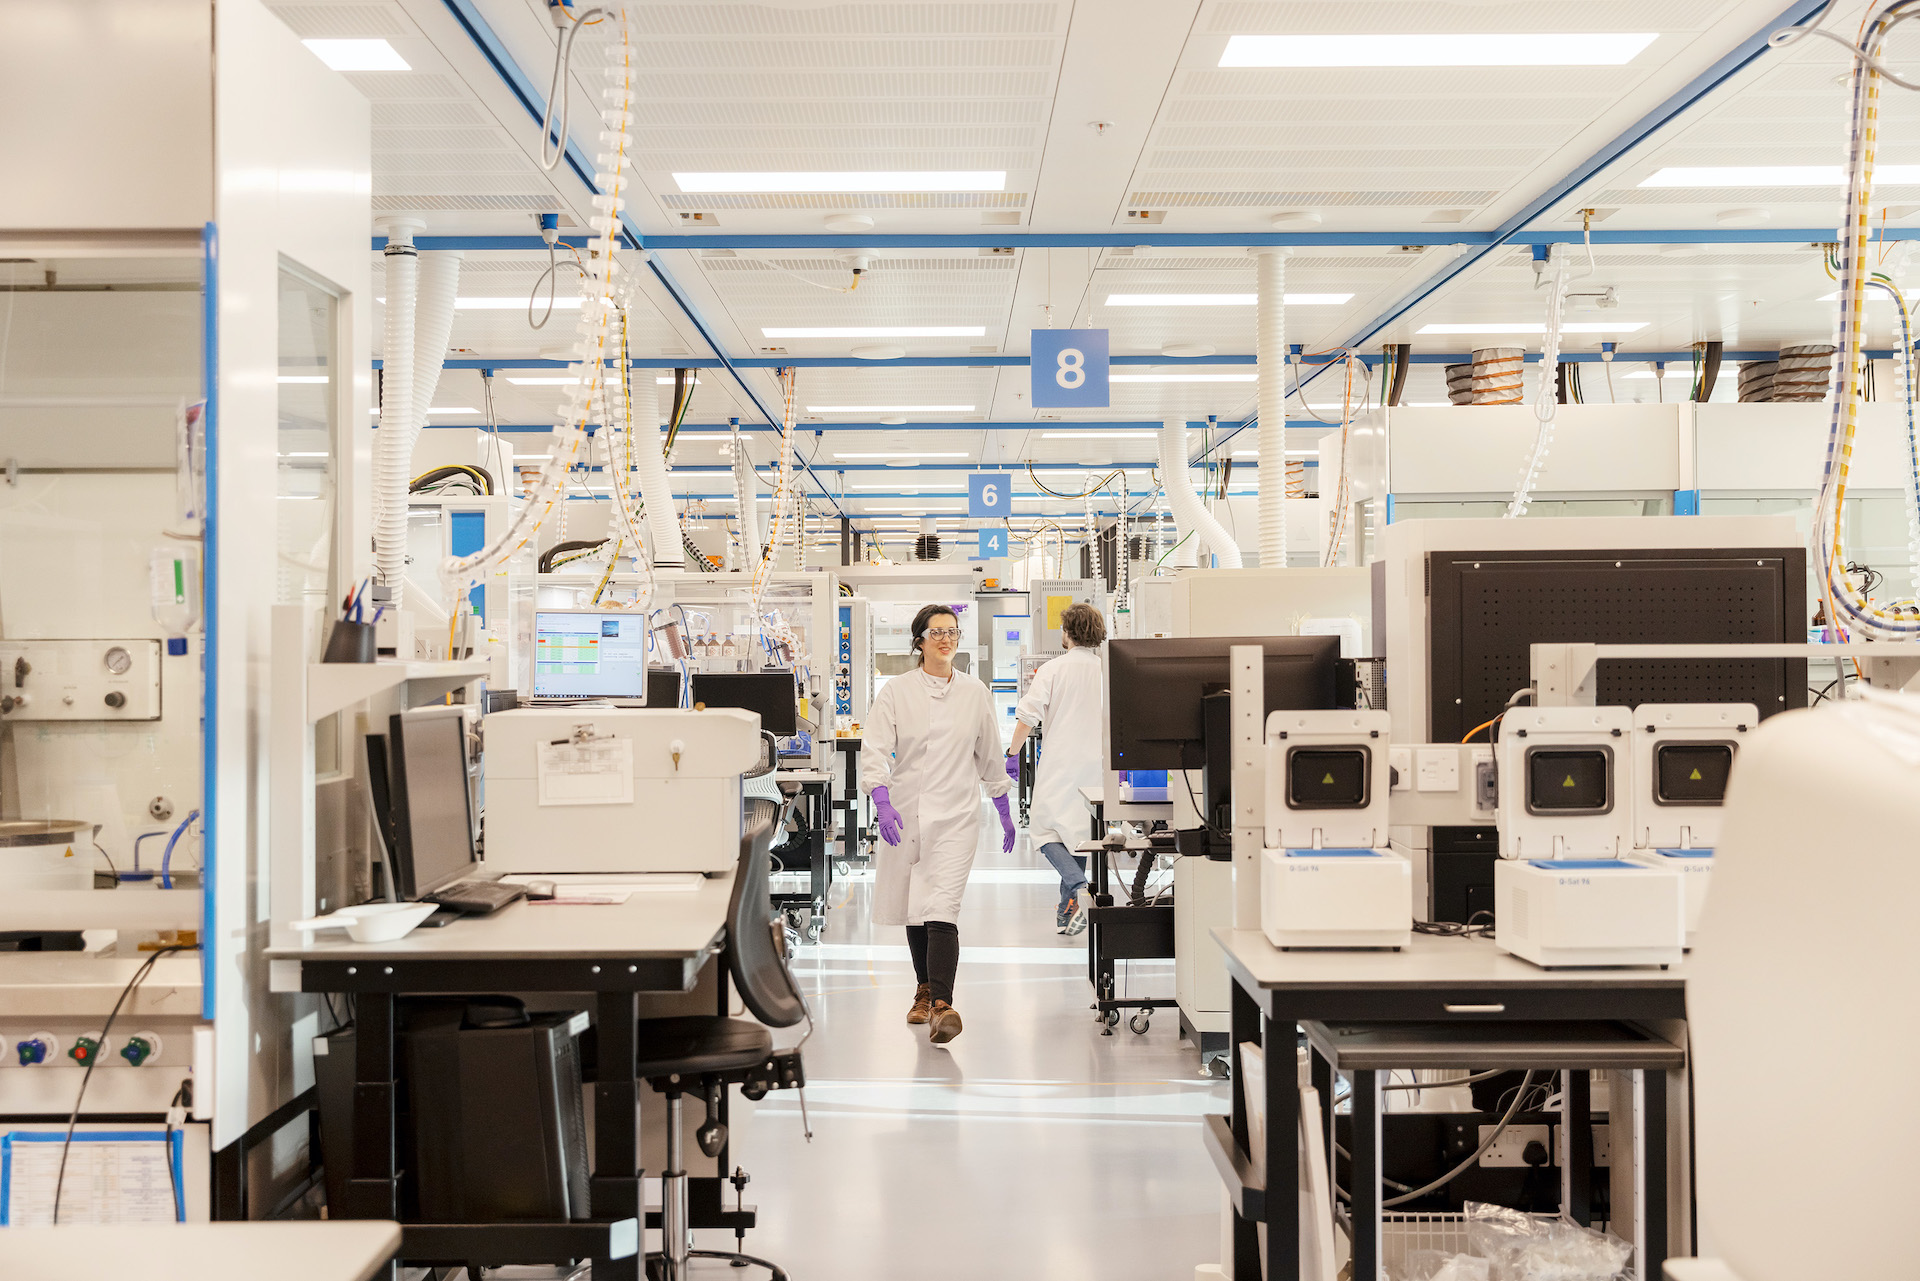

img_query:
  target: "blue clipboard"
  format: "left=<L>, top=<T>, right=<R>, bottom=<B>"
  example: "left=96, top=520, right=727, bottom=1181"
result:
left=1, top=1129, right=185, bottom=1224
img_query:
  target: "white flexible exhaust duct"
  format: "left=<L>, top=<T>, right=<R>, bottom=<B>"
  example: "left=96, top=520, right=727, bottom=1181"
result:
left=627, top=370, right=681, bottom=569
left=1157, top=418, right=1241, bottom=569
left=1254, top=247, right=1289, bottom=567
left=407, top=252, right=462, bottom=467
left=373, top=221, right=419, bottom=606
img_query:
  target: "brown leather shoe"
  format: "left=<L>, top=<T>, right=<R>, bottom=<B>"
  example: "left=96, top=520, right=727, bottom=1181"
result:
left=928, top=1000, right=963, bottom=1045
left=907, top=983, right=933, bottom=1024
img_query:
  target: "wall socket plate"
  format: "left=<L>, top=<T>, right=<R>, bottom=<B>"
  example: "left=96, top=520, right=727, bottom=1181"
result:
left=1478, top=1122, right=1553, bottom=1167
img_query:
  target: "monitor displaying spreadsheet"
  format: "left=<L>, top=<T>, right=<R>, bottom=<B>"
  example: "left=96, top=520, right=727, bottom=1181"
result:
left=530, top=609, right=650, bottom=701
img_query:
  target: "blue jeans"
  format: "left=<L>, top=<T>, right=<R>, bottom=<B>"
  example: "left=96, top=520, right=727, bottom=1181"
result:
left=1040, top=841, right=1088, bottom=909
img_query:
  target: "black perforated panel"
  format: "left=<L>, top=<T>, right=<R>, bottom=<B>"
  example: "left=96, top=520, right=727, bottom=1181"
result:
left=1426, top=548, right=1806, bottom=742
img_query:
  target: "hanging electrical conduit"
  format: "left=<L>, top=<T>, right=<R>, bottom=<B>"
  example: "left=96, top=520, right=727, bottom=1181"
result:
left=1776, top=0, right=1920, bottom=634
left=442, top=7, right=638, bottom=609
left=1506, top=246, right=1575, bottom=518
left=1254, top=248, right=1289, bottom=569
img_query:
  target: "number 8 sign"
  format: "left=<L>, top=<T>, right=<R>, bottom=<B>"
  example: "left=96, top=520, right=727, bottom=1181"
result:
left=1030, top=328, right=1110, bottom=408
left=969, top=473, right=1011, bottom=517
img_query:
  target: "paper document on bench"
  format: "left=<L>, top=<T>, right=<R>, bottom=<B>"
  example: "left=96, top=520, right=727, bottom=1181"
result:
left=537, top=735, right=634, bottom=805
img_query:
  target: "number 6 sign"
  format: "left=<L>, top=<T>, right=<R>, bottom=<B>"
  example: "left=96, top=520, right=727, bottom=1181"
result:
left=1030, top=328, right=1110, bottom=408
left=969, top=473, right=1012, bottom=517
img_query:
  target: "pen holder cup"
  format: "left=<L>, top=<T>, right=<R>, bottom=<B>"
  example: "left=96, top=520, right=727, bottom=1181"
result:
left=322, top=620, right=377, bottom=664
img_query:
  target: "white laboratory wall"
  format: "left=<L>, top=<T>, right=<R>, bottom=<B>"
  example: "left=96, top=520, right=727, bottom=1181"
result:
left=0, top=0, right=214, bottom=231
left=1168, top=566, right=1372, bottom=655
left=212, top=0, right=372, bottom=1151
left=1387, top=404, right=1688, bottom=498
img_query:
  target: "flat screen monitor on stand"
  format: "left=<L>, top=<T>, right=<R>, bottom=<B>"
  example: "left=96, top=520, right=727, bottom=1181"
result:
left=1107, top=635, right=1350, bottom=857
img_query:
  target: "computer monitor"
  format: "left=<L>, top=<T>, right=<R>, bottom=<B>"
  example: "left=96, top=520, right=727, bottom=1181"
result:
left=646, top=666, right=684, bottom=710
left=387, top=707, right=479, bottom=898
left=529, top=609, right=651, bottom=702
left=1108, top=635, right=1347, bottom=770
left=690, top=671, right=799, bottom=737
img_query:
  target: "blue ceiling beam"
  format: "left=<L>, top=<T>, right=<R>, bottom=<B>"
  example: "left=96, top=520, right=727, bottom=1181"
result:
left=378, top=227, right=1913, bottom=253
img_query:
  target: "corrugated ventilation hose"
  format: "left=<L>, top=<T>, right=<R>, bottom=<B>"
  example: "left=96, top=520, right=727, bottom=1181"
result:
left=1157, top=419, right=1241, bottom=569
left=1254, top=248, right=1289, bottom=568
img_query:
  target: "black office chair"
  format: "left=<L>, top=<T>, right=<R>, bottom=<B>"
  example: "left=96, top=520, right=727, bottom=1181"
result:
left=637, top=796, right=807, bottom=1281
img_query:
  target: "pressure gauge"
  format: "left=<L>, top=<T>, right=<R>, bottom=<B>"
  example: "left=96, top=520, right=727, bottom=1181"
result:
left=104, top=646, right=132, bottom=675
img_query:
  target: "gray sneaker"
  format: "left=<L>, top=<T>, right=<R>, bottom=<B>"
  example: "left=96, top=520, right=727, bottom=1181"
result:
left=1064, top=887, right=1093, bottom=936
left=1054, top=901, right=1073, bottom=933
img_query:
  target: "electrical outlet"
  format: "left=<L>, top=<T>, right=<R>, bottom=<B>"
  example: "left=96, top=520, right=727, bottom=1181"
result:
left=1478, top=1123, right=1554, bottom=1167
left=1554, top=1123, right=1611, bottom=1167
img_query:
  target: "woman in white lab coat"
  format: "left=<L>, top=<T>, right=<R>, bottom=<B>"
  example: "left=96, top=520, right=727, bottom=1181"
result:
left=1005, top=603, right=1106, bottom=935
left=861, top=603, right=1015, bottom=1045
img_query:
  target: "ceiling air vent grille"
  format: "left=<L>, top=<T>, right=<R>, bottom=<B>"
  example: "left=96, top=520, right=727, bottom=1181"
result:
left=374, top=195, right=563, bottom=213
left=265, top=4, right=405, bottom=37
left=371, top=102, right=486, bottom=129
left=630, top=3, right=1060, bottom=37
left=344, top=73, right=462, bottom=100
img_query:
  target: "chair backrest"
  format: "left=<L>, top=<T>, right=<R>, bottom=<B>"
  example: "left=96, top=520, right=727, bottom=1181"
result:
left=726, top=797, right=807, bottom=1029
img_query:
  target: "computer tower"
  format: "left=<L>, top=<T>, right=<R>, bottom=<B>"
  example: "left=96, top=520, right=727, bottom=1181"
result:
left=405, top=1003, right=592, bottom=1222
left=315, top=998, right=591, bottom=1223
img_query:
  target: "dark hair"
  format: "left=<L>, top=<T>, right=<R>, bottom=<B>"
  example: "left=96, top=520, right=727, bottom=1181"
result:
left=1060, top=602, right=1106, bottom=648
left=910, top=604, right=960, bottom=665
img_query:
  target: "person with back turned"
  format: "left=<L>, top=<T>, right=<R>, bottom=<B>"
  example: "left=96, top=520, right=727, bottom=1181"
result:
left=1006, top=602, right=1105, bottom=934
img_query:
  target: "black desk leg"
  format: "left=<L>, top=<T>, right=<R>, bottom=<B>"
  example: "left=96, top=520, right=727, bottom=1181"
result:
left=592, top=990, right=642, bottom=1281
left=1264, top=1010, right=1300, bottom=1281
left=1229, top=981, right=1259, bottom=1280
left=1351, top=1070, right=1381, bottom=1281
left=1644, top=1069, right=1668, bottom=1273
left=348, top=991, right=398, bottom=1222
left=1564, top=1070, right=1592, bottom=1227
left=1309, top=1041, right=1334, bottom=1188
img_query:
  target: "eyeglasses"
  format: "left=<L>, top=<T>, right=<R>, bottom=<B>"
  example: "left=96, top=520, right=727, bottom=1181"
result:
left=923, top=628, right=961, bottom=641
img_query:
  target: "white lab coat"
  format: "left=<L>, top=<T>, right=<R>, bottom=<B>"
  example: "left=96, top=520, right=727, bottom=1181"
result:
left=1015, top=645, right=1107, bottom=850
left=861, top=665, right=1010, bottom=926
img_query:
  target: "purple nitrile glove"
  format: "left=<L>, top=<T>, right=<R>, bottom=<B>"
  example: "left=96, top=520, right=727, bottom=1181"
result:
left=873, top=785, right=904, bottom=847
left=1005, top=754, right=1020, bottom=781
left=994, top=793, right=1016, bottom=853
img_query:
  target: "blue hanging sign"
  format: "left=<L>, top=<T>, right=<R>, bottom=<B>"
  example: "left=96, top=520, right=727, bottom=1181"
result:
left=968, top=472, right=1012, bottom=517
left=1030, top=328, right=1110, bottom=408
left=980, top=527, right=1010, bottom=557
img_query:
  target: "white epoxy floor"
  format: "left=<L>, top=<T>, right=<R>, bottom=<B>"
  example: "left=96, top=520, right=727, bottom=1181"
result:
left=696, top=817, right=1231, bottom=1280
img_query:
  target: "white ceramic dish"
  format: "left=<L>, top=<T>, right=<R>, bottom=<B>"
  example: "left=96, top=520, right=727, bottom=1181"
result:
left=289, top=901, right=436, bottom=943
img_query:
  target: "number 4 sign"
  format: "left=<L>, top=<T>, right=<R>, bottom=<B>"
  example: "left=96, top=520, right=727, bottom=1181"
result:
left=969, top=473, right=1012, bottom=517
left=1030, top=328, right=1110, bottom=408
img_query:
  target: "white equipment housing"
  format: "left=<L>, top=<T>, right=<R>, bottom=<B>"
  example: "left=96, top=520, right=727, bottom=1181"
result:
left=1260, top=709, right=1410, bottom=949
left=1493, top=705, right=1683, bottom=968
left=1625, top=702, right=1754, bottom=947
left=483, top=707, right=761, bottom=874
left=1028, top=578, right=1104, bottom=653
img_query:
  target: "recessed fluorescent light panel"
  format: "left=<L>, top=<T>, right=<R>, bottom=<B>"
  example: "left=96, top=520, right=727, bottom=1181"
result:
left=1415, top=322, right=1648, bottom=334
left=302, top=39, right=410, bottom=71
left=1103, top=293, right=1352, bottom=306
left=1218, top=32, right=1657, bottom=67
left=763, top=326, right=985, bottom=338
left=1640, top=165, right=1920, bottom=187
left=1109, top=373, right=1257, bottom=383
left=673, top=172, right=1005, bottom=193
left=833, top=452, right=969, bottom=459
left=806, top=405, right=975, bottom=414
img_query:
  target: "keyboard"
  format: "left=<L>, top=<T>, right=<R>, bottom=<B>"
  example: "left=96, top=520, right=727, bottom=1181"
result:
left=423, top=880, right=527, bottom=915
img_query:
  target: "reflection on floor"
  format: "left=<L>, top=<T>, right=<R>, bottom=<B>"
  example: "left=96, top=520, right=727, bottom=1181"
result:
left=698, top=820, right=1231, bottom=1280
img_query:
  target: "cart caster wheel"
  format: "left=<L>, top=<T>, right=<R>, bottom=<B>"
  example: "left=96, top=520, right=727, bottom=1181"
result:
left=1102, top=1008, right=1121, bottom=1027
left=805, top=917, right=824, bottom=943
left=1130, top=1012, right=1151, bottom=1035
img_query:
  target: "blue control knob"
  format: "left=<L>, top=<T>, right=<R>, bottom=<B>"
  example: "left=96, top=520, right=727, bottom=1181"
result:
left=16, top=1037, right=50, bottom=1066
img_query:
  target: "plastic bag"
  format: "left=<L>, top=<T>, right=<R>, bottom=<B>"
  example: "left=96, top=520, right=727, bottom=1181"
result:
left=1403, top=1249, right=1492, bottom=1281
left=1463, top=1203, right=1634, bottom=1281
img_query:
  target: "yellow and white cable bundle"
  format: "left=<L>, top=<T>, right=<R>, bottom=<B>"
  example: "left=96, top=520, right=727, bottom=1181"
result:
left=441, top=7, right=636, bottom=601
left=748, top=369, right=800, bottom=624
